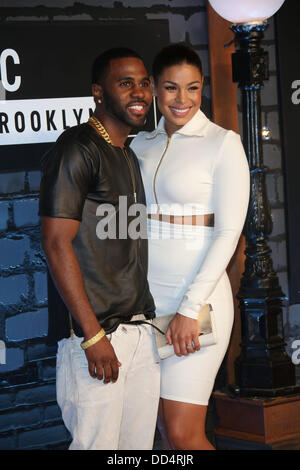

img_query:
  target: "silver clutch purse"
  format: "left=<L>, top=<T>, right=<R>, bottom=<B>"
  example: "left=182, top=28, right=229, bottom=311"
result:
left=152, top=304, right=217, bottom=360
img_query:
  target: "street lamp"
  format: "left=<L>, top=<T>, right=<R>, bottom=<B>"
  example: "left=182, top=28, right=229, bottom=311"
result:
left=209, top=0, right=299, bottom=396
left=208, top=0, right=285, bottom=23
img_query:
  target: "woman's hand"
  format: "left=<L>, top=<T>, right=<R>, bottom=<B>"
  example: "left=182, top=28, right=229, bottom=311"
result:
left=165, top=313, right=200, bottom=357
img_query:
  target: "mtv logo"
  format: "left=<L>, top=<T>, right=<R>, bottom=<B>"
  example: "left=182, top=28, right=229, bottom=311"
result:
left=0, top=341, right=6, bottom=365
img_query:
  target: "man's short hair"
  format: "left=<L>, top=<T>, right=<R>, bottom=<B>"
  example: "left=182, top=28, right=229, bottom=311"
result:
left=92, top=47, right=143, bottom=85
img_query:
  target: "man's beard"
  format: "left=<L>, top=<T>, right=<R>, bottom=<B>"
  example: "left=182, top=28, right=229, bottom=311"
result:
left=102, top=89, right=147, bottom=129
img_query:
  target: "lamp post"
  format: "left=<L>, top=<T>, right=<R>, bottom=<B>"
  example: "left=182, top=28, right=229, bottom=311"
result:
left=209, top=0, right=299, bottom=397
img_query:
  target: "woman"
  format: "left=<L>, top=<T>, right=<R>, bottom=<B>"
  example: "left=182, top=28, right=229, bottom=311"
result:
left=131, top=44, right=250, bottom=450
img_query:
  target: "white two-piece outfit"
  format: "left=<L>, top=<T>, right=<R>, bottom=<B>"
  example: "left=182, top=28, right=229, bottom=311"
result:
left=131, top=109, right=250, bottom=405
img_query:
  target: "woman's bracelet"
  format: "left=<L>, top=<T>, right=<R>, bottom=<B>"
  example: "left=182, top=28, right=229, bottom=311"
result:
left=80, top=328, right=106, bottom=350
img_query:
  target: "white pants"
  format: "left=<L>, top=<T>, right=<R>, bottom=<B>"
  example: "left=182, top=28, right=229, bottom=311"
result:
left=56, top=322, right=160, bottom=450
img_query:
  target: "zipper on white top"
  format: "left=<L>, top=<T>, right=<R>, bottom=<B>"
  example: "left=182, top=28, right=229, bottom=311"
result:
left=153, top=136, right=171, bottom=214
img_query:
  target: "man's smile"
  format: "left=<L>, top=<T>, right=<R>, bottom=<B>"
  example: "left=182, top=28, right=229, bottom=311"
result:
left=127, top=102, right=148, bottom=116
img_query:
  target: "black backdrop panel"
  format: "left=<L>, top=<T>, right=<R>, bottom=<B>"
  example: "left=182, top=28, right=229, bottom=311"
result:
left=0, top=21, right=169, bottom=172
left=276, top=2, right=300, bottom=304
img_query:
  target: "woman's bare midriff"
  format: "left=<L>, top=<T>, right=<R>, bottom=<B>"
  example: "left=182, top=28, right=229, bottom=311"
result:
left=148, top=213, right=214, bottom=227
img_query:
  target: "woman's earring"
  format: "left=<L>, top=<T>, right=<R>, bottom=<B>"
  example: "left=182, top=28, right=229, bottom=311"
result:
left=98, top=98, right=102, bottom=104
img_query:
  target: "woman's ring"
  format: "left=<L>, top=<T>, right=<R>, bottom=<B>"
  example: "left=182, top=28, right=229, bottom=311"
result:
left=186, top=344, right=192, bottom=349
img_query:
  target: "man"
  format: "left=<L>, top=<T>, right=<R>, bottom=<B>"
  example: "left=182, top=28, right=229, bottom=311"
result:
left=39, top=48, right=160, bottom=450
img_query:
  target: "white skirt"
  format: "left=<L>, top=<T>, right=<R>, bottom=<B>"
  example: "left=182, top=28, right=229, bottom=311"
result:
left=148, top=219, right=234, bottom=406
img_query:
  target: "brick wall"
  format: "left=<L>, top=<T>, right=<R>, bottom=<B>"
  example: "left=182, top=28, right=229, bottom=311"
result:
left=0, top=167, right=70, bottom=449
left=0, top=0, right=209, bottom=450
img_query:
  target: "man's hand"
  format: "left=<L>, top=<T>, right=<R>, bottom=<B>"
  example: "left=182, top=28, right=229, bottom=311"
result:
left=84, top=336, right=122, bottom=383
left=165, top=313, right=200, bottom=357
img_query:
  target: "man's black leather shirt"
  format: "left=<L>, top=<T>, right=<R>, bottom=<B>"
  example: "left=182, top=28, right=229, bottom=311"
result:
left=39, top=123, right=155, bottom=344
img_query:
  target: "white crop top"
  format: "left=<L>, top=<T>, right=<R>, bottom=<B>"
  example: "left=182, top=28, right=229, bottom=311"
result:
left=130, top=110, right=250, bottom=319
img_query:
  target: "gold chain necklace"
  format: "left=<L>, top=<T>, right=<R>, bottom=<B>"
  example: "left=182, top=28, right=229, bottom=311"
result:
left=88, top=116, right=114, bottom=145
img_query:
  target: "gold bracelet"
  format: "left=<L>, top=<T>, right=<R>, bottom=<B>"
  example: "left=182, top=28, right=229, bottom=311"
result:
left=80, top=329, right=106, bottom=350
